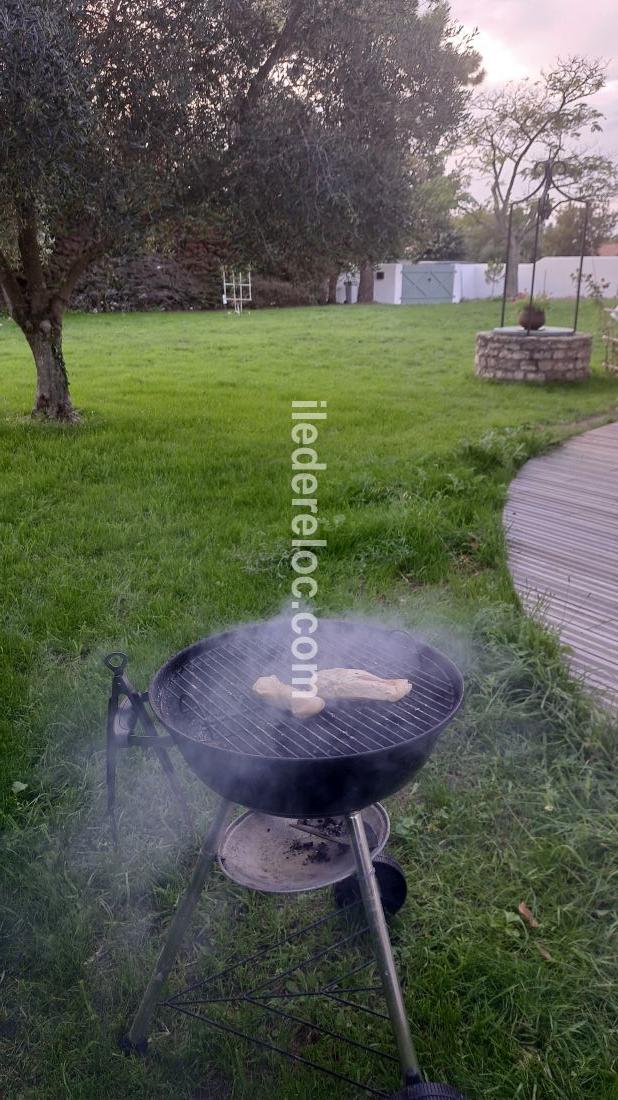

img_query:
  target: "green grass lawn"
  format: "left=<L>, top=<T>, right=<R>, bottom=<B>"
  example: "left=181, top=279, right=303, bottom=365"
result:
left=1, top=301, right=617, bottom=1099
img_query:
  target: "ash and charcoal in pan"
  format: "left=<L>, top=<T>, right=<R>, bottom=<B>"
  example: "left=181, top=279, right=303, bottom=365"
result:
left=217, top=804, right=389, bottom=893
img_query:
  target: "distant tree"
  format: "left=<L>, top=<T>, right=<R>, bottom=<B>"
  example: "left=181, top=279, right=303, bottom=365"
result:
left=452, top=208, right=535, bottom=263
left=417, top=226, right=466, bottom=261
left=463, top=56, right=618, bottom=295
left=226, top=92, right=416, bottom=288
left=451, top=211, right=503, bottom=262
left=541, top=202, right=618, bottom=256
left=407, top=171, right=468, bottom=260
left=241, top=0, right=483, bottom=302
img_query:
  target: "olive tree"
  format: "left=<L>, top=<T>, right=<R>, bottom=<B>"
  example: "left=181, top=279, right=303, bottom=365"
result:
left=0, top=0, right=480, bottom=418
left=0, top=1, right=218, bottom=418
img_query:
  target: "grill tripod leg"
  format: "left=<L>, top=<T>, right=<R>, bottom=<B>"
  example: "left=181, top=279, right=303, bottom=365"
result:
left=125, top=798, right=233, bottom=1051
left=345, top=811, right=421, bottom=1088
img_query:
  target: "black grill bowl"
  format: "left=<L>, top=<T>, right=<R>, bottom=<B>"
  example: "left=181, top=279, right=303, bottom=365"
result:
left=149, top=619, right=464, bottom=816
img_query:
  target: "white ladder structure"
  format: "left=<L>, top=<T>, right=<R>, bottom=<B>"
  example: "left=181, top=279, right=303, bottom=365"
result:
left=221, top=269, right=252, bottom=313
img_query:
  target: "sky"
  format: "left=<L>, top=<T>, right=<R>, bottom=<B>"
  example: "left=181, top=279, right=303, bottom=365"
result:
left=451, top=0, right=617, bottom=178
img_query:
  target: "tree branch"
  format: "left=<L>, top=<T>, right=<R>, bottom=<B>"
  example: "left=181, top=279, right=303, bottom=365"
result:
left=16, top=201, right=45, bottom=294
left=241, top=0, right=305, bottom=116
left=0, top=248, right=25, bottom=314
left=87, top=0, right=122, bottom=69
left=52, top=242, right=105, bottom=316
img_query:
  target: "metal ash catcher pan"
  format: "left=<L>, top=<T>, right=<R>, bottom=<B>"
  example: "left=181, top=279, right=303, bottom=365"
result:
left=105, top=620, right=467, bottom=1099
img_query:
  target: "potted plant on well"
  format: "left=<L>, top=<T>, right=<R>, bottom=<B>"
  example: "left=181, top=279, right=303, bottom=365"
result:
left=518, top=295, right=549, bottom=330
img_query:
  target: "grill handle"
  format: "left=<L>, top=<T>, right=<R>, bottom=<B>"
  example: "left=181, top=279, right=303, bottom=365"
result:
left=103, top=653, right=194, bottom=840
left=104, top=651, right=129, bottom=674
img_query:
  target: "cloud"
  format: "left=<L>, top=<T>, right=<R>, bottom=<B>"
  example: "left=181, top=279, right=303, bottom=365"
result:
left=452, top=0, right=616, bottom=78
left=471, top=29, right=529, bottom=82
left=451, top=1, right=618, bottom=164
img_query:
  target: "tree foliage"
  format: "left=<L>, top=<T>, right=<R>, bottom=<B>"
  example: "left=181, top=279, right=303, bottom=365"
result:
left=225, top=1, right=481, bottom=280
left=541, top=202, right=618, bottom=256
left=452, top=208, right=535, bottom=263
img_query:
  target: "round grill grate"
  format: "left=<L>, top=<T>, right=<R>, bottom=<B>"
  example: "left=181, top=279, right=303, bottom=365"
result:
left=150, top=620, right=463, bottom=761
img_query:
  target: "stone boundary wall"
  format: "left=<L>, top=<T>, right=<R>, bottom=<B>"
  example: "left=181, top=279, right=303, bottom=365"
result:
left=475, top=331, right=592, bottom=383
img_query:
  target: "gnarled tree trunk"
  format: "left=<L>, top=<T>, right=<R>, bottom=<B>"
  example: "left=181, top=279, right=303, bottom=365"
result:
left=1, top=208, right=100, bottom=422
left=356, top=261, right=374, bottom=303
left=327, top=271, right=339, bottom=304
left=26, top=322, right=77, bottom=422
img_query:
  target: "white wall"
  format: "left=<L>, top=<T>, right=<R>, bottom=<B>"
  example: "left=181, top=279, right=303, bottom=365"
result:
left=373, top=263, right=401, bottom=304
left=456, top=263, right=504, bottom=301
left=401, top=256, right=618, bottom=302
left=402, top=262, right=504, bottom=302
left=333, top=257, right=618, bottom=305
left=518, top=256, right=618, bottom=298
left=336, top=263, right=401, bottom=304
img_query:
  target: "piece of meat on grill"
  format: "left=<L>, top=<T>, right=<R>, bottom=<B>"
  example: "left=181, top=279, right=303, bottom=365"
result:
left=252, top=675, right=326, bottom=718
left=253, top=668, right=411, bottom=715
left=316, top=668, right=411, bottom=702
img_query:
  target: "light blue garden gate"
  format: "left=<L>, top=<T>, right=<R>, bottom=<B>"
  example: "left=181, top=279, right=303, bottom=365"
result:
left=400, top=262, right=456, bottom=304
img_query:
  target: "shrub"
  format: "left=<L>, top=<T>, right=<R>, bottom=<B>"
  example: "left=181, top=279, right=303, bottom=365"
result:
left=72, top=254, right=216, bottom=312
left=251, top=276, right=324, bottom=309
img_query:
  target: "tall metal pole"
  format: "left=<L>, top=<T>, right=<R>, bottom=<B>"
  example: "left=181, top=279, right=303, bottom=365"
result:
left=500, top=205, right=514, bottom=327
left=525, top=200, right=544, bottom=335
left=126, top=798, right=234, bottom=1051
left=573, top=202, right=589, bottom=334
left=346, top=812, right=421, bottom=1087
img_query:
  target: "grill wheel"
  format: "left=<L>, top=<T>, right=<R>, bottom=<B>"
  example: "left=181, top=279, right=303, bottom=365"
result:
left=333, top=852, right=407, bottom=915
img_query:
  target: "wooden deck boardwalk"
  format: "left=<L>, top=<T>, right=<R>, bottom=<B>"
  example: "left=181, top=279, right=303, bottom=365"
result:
left=504, top=420, right=618, bottom=703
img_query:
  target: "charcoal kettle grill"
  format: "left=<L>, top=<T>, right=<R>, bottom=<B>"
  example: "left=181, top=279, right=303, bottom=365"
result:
left=106, top=619, right=466, bottom=1098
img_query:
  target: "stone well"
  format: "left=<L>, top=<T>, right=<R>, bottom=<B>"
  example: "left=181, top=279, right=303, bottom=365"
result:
left=475, top=329, right=592, bottom=383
